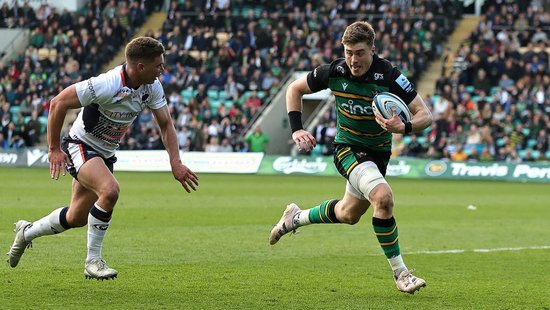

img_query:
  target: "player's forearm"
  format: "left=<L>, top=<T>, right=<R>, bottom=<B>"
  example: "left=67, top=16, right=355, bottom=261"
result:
left=161, top=125, right=182, bottom=166
left=47, top=97, right=68, bottom=151
left=410, top=108, right=433, bottom=133
left=285, top=81, right=305, bottom=113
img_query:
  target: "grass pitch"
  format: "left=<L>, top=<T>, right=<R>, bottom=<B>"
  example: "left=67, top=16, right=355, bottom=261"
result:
left=1, top=167, right=549, bottom=309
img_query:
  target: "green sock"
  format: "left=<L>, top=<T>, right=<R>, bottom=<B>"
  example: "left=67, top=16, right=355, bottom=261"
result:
left=373, top=216, right=400, bottom=258
left=296, top=199, right=340, bottom=225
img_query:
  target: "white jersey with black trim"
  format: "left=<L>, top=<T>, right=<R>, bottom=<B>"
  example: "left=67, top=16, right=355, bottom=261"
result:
left=70, top=64, right=166, bottom=158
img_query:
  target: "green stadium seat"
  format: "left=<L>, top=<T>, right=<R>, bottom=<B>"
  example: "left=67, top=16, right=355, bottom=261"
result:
left=527, top=139, right=537, bottom=148
left=218, top=90, right=227, bottom=100
left=546, top=151, right=550, bottom=160
left=403, top=136, right=412, bottom=145
left=181, top=89, right=196, bottom=101
left=209, top=99, right=221, bottom=112
left=518, top=149, right=526, bottom=159
left=521, top=128, right=530, bottom=136
left=532, top=150, right=541, bottom=159
left=490, top=86, right=499, bottom=96
left=417, top=136, right=426, bottom=144
left=38, top=116, right=48, bottom=134
left=496, top=138, right=505, bottom=147
left=471, top=95, right=481, bottom=103
left=9, top=105, right=21, bottom=115
left=224, top=100, right=234, bottom=108
left=207, top=89, right=219, bottom=100
left=465, top=85, right=475, bottom=94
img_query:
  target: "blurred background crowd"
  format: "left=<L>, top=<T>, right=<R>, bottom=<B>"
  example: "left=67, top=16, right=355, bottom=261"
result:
left=0, top=0, right=548, bottom=163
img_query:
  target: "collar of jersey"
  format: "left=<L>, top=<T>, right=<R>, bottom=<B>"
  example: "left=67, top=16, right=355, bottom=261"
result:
left=121, top=64, right=140, bottom=90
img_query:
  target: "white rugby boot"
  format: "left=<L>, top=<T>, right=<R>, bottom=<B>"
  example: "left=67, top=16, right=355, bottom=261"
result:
left=394, top=269, right=426, bottom=294
left=269, top=203, right=301, bottom=245
left=7, top=220, right=33, bottom=267
left=84, top=258, right=118, bottom=280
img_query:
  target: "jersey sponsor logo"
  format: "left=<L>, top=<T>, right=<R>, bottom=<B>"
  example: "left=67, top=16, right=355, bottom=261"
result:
left=87, top=79, right=97, bottom=101
left=341, top=99, right=374, bottom=115
left=102, top=110, right=141, bottom=120
left=396, top=74, right=413, bottom=93
left=336, top=66, right=345, bottom=74
left=374, top=73, right=384, bottom=80
left=342, top=82, right=348, bottom=91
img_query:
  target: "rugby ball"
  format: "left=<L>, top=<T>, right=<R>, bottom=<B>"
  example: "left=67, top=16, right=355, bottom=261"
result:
left=372, top=92, right=412, bottom=122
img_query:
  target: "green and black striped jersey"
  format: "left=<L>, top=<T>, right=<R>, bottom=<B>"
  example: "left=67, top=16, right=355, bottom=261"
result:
left=306, top=55, right=417, bottom=152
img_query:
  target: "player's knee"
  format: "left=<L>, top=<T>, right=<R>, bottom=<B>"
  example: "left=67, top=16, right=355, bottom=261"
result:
left=350, top=162, right=387, bottom=199
left=100, top=182, right=120, bottom=204
left=370, top=187, right=394, bottom=213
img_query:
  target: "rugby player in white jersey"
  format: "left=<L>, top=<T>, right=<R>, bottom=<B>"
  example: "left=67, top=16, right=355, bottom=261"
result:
left=7, top=37, right=199, bottom=280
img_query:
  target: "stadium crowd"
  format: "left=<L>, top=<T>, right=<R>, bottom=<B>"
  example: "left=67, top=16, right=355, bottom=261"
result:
left=1, top=0, right=548, bottom=163
left=120, top=0, right=460, bottom=153
left=399, top=0, right=550, bottom=162
left=0, top=0, right=152, bottom=149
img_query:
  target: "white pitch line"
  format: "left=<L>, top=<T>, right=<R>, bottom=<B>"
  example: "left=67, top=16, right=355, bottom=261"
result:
left=401, top=245, right=550, bottom=255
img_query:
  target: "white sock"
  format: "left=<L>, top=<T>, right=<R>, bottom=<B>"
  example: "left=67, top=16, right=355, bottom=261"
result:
left=86, top=203, right=112, bottom=262
left=24, top=207, right=69, bottom=241
left=294, top=210, right=312, bottom=226
left=388, top=255, right=408, bottom=277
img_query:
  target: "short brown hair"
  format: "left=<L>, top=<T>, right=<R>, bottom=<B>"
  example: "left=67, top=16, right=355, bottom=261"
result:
left=125, top=37, right=165, bottom=65
left=341, top=21, right=375, bottom=47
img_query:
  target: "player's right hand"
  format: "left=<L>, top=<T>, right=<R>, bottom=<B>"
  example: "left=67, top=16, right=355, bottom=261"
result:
left=292, top=129, right=316, bottom=152
left=48, top=149, right=69, bottom=180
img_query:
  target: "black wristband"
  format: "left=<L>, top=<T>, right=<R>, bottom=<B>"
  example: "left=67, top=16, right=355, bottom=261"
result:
left=288, top=111, right=303, bottom=133
left=404, top=121, right=413, bottom=134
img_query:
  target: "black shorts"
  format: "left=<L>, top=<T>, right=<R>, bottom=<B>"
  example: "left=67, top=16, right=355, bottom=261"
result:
left=333, top=143, right=391, bottom=179
left=61, top=137, right=117, bottom=180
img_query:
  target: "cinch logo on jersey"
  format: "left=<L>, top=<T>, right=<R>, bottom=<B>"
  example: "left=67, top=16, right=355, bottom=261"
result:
left=396, top=74, right=413, bottom=93
left=341, top=99, right=374, bottom=115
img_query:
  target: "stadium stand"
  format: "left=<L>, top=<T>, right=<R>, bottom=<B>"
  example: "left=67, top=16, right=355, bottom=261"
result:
left=0, top=1, right=152, bottom=149
left=415, top=0, right=550, bottom=162
left=1, top=0, right=547, bottom=163
left=119, top=0, right=462, bottom=153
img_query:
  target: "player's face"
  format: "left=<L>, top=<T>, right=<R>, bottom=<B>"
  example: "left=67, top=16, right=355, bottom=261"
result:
left=140, top=55, right=165, bottom=84
left=344, top=43, right=374, bottom=77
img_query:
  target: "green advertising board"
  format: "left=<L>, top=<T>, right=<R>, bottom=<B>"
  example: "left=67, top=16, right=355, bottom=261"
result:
left=259, top=156, right=550, bottom=183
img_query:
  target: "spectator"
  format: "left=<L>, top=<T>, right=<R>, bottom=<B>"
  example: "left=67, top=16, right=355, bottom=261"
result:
left=245, top=126, right=269, bottom=152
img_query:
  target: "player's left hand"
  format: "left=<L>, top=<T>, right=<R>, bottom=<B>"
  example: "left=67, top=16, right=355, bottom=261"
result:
left=172, top=163, right=199, bottom=193
left=374, top=106, right=405, bottom=134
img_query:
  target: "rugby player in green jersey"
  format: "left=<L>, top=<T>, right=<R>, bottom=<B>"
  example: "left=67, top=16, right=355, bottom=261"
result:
left=269, top=21, right=433, bottom=294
